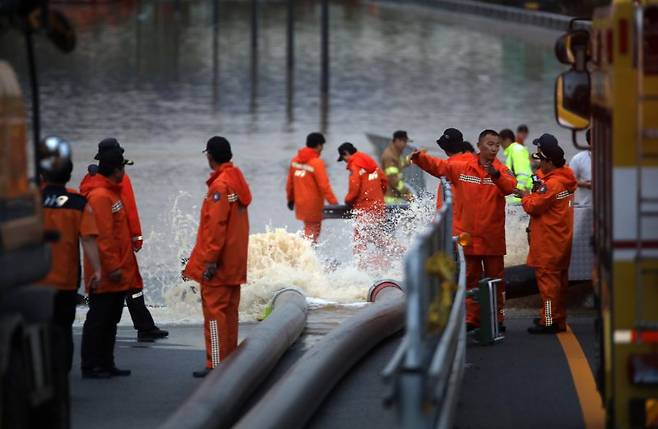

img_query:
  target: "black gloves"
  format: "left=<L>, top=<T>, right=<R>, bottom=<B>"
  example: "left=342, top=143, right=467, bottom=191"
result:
left=287, top=201, right=294, bottom=211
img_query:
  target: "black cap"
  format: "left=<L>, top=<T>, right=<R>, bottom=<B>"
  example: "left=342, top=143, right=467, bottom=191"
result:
left=532, top=133, right=564, bottom=165
left=532, top=133, right=558, bottom=147
left=97, top=146, right=127, bottom=173
left=337, top=142, right=357, bottom=161
left=306, top=132, right=326, bottom=148
left=205, top=136, right=232, bottom=164
left=393, top=130, right=412, bottom=142
left=94, top=138, right=134, bottom=165
left=436, top=128, right=463, bottom=153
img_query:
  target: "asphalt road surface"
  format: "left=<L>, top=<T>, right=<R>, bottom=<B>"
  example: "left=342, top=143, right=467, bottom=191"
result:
left=70, top=312, right=597, bottom=429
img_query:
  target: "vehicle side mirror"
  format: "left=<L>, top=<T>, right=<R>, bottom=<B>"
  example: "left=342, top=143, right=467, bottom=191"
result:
left=555, top=69, right=590, bottom=130
left=555, top=29, right=590, bottom=70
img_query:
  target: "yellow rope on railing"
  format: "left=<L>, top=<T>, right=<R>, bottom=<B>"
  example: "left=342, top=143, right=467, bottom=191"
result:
left=425, top=252, right=457, bottom=333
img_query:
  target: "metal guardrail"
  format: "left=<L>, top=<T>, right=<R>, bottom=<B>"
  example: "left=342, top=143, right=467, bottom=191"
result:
left=382, top=179, right=466, bottom=429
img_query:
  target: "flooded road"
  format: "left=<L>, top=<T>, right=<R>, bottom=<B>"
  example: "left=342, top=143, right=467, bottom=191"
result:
left=3, top=0, right=573, bottom=315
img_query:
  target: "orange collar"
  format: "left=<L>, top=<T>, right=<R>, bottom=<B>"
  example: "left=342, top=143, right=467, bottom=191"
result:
left=206, top=162, right=233, bottom=187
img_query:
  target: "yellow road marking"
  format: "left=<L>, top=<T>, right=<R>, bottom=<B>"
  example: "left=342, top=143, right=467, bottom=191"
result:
left=557, top=325, right=606, bottom=429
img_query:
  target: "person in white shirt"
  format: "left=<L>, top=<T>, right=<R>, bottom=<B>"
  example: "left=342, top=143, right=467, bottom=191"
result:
left=569, top=129, right=592, bottom=206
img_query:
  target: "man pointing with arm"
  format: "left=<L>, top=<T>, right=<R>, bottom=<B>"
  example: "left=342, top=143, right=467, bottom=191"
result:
left=410, top=129, right=517, bottom=331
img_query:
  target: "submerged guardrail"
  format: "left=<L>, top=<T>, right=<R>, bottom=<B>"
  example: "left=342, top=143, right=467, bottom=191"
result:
left=382, top=179, right=467, bottom=429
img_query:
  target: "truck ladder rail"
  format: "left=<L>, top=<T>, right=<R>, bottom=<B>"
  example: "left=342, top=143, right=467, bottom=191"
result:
left=633, top=3, right=658, bottom=335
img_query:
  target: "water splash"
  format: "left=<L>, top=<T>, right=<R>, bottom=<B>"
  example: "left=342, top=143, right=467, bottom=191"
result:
left=135, top=191, right=531, bottom=324
left=137, top=192, right=438, bottom=323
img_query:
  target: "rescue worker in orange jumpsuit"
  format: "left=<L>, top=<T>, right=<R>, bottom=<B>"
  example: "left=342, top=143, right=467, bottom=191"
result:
left=410, top=130, right=517, bottom=331
left=514, top=134, right=577, bottom=334
left=82, top=138, right=168, bottom=342
left=37, top=158, right=102, bottom=372
left=286, top=132, right=338, bottom=243
left=337, top=142, right=388, bottom=259
left=434, top=128, right=474, bottom=236
left=184, top=136, right=252, bottom=378
left=79, top=147, right=135, bottom=378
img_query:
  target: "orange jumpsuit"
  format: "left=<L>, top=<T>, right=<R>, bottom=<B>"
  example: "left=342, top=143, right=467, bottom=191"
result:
left=80, top=174, right=137, bottom=293
left=80, top=174, right=137, bottom=372
left=286, top=147, right=338, bottom=242
left=38, top=186, right=99, bottom=291
left=344, top=151, right=388, bottom=255
left=119, top=175, right=144, bottom=252
left=436, top=152, right=474, bottom=235
left=38, top=185, right=99, bottom=371
left=522, top=166, right=577, bottom=330
left=412, top=151, right=517, bottom=325
left=184, top=163, right=252, bottom=369
left=81, top=172, right=144, bottom=287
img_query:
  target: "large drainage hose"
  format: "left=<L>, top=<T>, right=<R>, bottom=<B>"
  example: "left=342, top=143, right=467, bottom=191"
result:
left=504, top=264, right=537, bottom=298
left=234, top=280, right=405, bottom=429
left=160, top=288, right=307, bottom=429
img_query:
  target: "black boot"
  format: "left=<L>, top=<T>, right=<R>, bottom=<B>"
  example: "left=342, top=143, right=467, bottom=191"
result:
left=82, top=367, right=113, bottom=379
left=193, top=368, right=212, bottom=378
left=138, top=327, right=169, bottom=342
left=527, top=324, right=565, bottom=334
left=107, top=367, right=131, bottom=376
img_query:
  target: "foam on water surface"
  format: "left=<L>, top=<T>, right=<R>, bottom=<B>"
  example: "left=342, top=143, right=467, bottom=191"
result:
left=75, top=194, right=531, bottom=326
left=113, top=193, right=437, bottom=324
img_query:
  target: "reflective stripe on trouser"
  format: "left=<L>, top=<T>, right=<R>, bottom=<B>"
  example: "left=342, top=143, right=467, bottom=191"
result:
left=536, top=268, right=568, bottom=329
left=465, top=255, right=505, bottom=326
left=126, top=288, right=156, bottom=331
left=303, top=221, right=321, bottom=243
left=201, top=284, right=240, bottom=369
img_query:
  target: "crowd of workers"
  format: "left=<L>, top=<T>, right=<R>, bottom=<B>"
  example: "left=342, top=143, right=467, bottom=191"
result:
left=286, top=125, right=590, bottom=337
left=39, top=139, right=169, bottom=378
left=36, top=123, right=591, bottom=379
